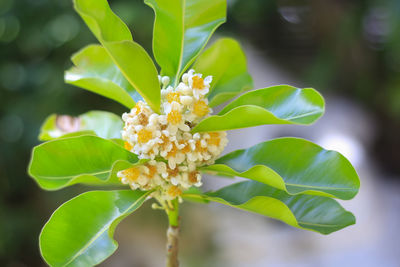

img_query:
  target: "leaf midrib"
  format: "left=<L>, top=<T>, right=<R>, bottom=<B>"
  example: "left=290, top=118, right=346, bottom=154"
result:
left=183, top=193, right=344, bottom=228
left=221, top=105, right=321, bottom=122
left=299, top=221, right=345, bottom=228
left=67, top=66, right=131, bottom=90
left=174, top=0, right=186, bottom=85
left=36, top=170, right=110, bottom=180
left=285, top=183, right=355, bottom=191
left=283, top=109, right=322, bottom=121
left=204, top=165, right=355, bottom=192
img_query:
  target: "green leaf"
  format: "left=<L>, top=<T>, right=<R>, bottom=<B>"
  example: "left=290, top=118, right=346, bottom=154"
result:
left=193, top=38, right=253, bottom=107
left=192, top=85, right=325, bottom=132
left=73, top=0, right=160, bottom=112
left=28, top=135, right=143, bottom=190
left=39, top=110, right=123, bottom=141
left=183, top=181, right=356, bottom=234
left=201, top=138, right=359, bottom=200
left=65, top=45, right=141, bottom=108
left=145, top=0, right=227, bottom=84
left=40, top=190, right=151, bottom=267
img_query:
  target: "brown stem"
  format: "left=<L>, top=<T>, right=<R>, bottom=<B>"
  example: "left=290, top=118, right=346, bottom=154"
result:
left=166, top=225, right=179, bottom=267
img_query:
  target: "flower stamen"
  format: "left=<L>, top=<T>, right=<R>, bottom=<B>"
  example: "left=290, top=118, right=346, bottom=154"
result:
left=137, top=129, right=152, bottom=144
left=192, top=76, right=204, bottom=89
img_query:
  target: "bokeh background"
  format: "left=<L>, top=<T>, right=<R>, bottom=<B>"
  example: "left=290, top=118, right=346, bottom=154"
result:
left=1, top=0, right=399, bottom=266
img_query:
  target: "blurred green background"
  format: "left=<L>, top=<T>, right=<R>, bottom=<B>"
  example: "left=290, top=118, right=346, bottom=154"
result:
left=1, top=0, right=399, bottom=266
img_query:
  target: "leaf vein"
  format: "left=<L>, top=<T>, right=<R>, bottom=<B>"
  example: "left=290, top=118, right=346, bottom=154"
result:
left=285, top=183, right=355, bottom=191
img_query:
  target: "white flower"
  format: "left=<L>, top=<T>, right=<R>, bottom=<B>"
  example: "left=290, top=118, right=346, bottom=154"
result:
left=163, top=100, right=181, bottom=115
left=182, top=73, right=189, bottom=84
left=161, top=76, right=170, bottom=88
left=180, top=95, right=193, bottom=106
left=187, top=70, right=212, bottom=99
left=119, top=70, right=228, bottom=200
left=176, top=82, right=192, bottom=95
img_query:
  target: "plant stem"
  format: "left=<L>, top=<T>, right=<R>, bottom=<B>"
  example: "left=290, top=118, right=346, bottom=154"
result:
left=166, top=199, right=179, bottom=267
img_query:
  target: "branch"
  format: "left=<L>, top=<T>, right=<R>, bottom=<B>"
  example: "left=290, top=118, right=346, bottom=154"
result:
left=166, top=225, right=179, bottom=267
left=166, top=199, right=180, bottom=267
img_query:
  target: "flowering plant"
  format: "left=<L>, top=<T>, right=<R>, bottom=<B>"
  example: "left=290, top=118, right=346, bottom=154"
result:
left=28, top=0, right=360, bottom=266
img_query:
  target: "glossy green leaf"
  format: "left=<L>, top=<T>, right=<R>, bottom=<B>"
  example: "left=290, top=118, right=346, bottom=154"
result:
left=39, top=110, right=123, bottom=141
left=201, top=138, right=359, bottom=200
left=73, top=0, right=160, bottom=112
left=65, top=45, right=141, bottom=108
left=40, top=190, right=151, bottom=267
left=193, top=38, right=253, bottom=107
left=28, top=135, right=142, bottom=190
left=145, top=0, right=227, bottom=84
left=192, top=85, right=325, bottom=132
left=183, top=181, right=356, bottom=234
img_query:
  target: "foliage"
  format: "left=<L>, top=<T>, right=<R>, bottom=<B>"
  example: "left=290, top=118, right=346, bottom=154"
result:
left=200, top=137, right=359, bottom=200
left=193, top=38, right=253, bottom=107
left=40, top=190, right=152, bottom=266
left=27, top=0, right=360, bottom=266
left=192, top=85, right=324, bottom=132
left=29, top=135, right=142, bottom=190
left=144, top=0, right=227, bottom=85
left=183, top=181, right=355, bottom=235
left=65, top=45, right=142, bottom=108
left=39, top=110, right=124, bottom=140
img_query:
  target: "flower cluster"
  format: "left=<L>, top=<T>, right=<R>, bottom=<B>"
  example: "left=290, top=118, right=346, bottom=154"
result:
left=117, top=70, right=228, bottom=200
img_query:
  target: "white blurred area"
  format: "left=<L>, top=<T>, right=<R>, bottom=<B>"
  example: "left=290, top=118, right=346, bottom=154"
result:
left=103, top=43, right=400, bottom=267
